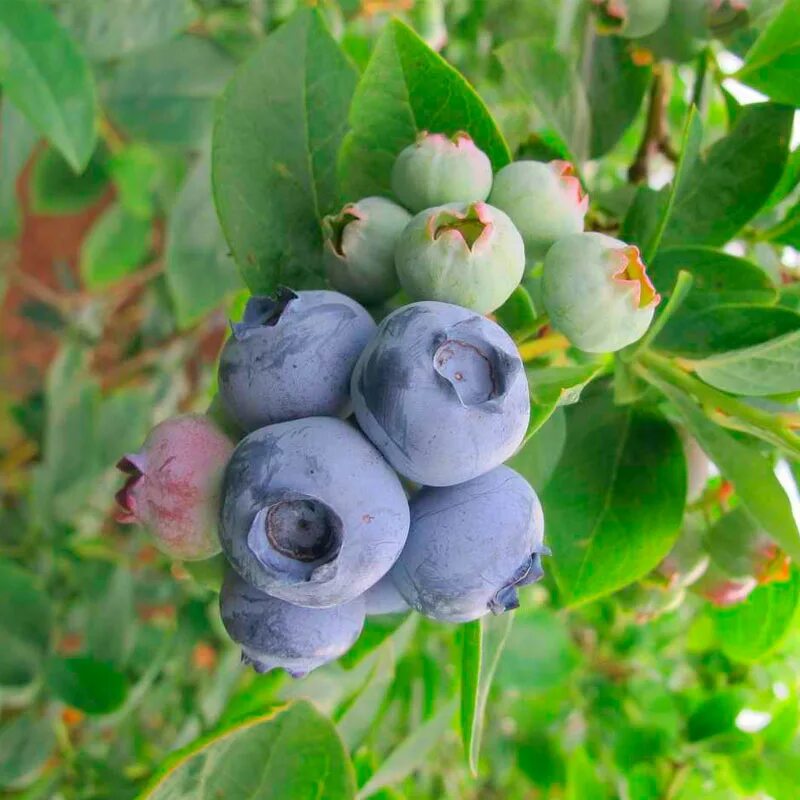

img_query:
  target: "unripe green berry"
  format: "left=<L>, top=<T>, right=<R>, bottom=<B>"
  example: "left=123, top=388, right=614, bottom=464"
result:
left=323, top=197, right=411, bottom=304
left=542, top=232, right=660, bottom=353
left=489, top=160, right=589, bottom=262
left=591, top=0, right=670, bottom=38
left=391, top=132, right=493, bottom=213
left=395, top=201, right=525, bottom=314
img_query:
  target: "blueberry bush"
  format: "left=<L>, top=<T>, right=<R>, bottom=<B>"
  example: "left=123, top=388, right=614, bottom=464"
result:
left=2, top=1, right=800, bottom=798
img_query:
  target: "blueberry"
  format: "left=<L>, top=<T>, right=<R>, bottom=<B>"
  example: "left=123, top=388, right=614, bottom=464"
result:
left=488, top=160, right=588, bottom=261
left=322, top=197, right=411, bottom=304
left=219, top=417, right=410, bottom=607
left=391, top=131, right=492, bottom=213
left=363, top=573, right=409, bottom=616
left=351, top=301, right=530, bottom=486
left=542, top=232, right=660, bottom=353
left=220, top=570, right=365, bottom=677
left=115, top=414, right=233, bottom=560
left=218, top=289, right=377, bottom=432
left=395, top=201, right=525, bottom=314
left=390, top=466, right=547, bottom=622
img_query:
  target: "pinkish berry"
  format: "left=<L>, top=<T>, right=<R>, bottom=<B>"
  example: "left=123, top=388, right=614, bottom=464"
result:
left=394, top=201, right=525, bottom=314
left=115, top=414, right=234, bottom=560
left=489, top=160, right=589, bottom=261
left=542, top=232, right=660, bottom=352
left=693, top=561, right=756, bottom=608
left=391, top=131, right=493, bottom=213
left=591, top=0, right=670, bottom=38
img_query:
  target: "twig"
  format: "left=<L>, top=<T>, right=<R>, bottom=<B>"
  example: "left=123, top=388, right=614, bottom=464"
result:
left=636, top=350, right=800, bottom=459
left=628, top=66, right=675, bottom=183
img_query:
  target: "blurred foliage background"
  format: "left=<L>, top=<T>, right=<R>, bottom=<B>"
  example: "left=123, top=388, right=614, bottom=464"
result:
left=2, top=0, right=800, bottom=798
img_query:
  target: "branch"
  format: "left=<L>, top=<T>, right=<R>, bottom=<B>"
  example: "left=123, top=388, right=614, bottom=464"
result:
left=628, top=66, right=676, bottom=183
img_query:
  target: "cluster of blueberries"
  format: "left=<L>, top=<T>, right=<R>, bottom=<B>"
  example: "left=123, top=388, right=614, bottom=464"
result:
left=115, top=132, right=659, bottom=676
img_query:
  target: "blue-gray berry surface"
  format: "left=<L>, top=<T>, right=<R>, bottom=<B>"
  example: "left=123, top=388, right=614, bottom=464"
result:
left=218, top=289, right=377, bottom=432
left=351, top=301, right=530, bottom=486
left=220, top=570, right=365, bottom=677
left=363, top=573, right=409, bottom=616
left=219, top=416, right=410, bottom=607
left=390, top=465, right=547, bottom=622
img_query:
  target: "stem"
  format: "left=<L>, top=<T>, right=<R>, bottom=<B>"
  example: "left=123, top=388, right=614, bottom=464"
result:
left=691, top=48, right=709, bottom=111
left=637, top=351, right=800, bottom=458
left=663, top=762, right=690, bottom=800
left=517, top=333, right=570, bottom=362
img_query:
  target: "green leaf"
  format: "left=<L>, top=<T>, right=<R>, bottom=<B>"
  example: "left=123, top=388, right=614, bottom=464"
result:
left=0, top=0, right=97, bottom=171
left=87, top=568, right=134, bottom=668
left=541, top=391, right=686, bottom=606
left=79, top=203, right=152, bottom=289
left=516, top=732, right=565, bottom=790
left=586, top=34, right=651, bottom=159
left=495, top=607, right=579, bottom=691
left=687, top=691, right=744, bottom=742
left=95, top=387, right=152, bottom=467
left=693, top=328, right=800, bottom=397
left=38, top=345, right=101, bottom=524
left=0, top=98, right=38, bottom=238
left=107, top=144, right=162, bottom=219
left=769, top=198, right=800, bottom=248
left=644, top=375, right=800, bottom=561
left=523, top=362, right=607, bottom=440
left=704, top=506, right=770, bottom=579
left=0, top=714, right=56, bottom=790
left=340, top=18, right=510, bottom=201
left=566, top=748, right=607, bottom=800
left=181, top=554, right=227, bottom=593
left=620, top=185, right=668, bottom=260
left=336, top=616, right=416, bottom=750
left=144, top=701, right=356, bottom=799
left=357, top=698, right=456, bottom=799
left=165, top=153, right=241, bottom=329
left=714, top=568, right=800, bottom=663
left=45, top=656, right=127, bottom=715
left=655, top=305, right=800, bottom=358
left=460, top=613, right=513, bottom=776
left=626, top=270, right=694, bottom=358
left=650, top=247, right=776, bottom=310
left=661, top=104, right=793, bottom=248
left=496, top=37, right=590, bottom=164
left=104, top=36, right=234, bottom=148
left=737, top=0, right=800, bottom=106
left=0, top=560, right=52, bottom=690
left=30, top=147, right=108, bottom=215
left=213, top=8, right=357, bottom=293
left=493, top=285, right=538, bottom=339
left=56, top=0, right=197, bottom=62
left=339, top=614, right=414, bottom=670
left=337, top=646, right=395, bottom=752
left=507, top=406, right=567, bottom=492
left=622, top=107, right=702, bottom=261
left=768, top=146, right=800, bottom=209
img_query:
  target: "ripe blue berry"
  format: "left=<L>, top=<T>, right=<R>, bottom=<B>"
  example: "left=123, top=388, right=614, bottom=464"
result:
left=218, top=289, right=376, bottom=432
left=351, top=301, right=530, bottom=486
